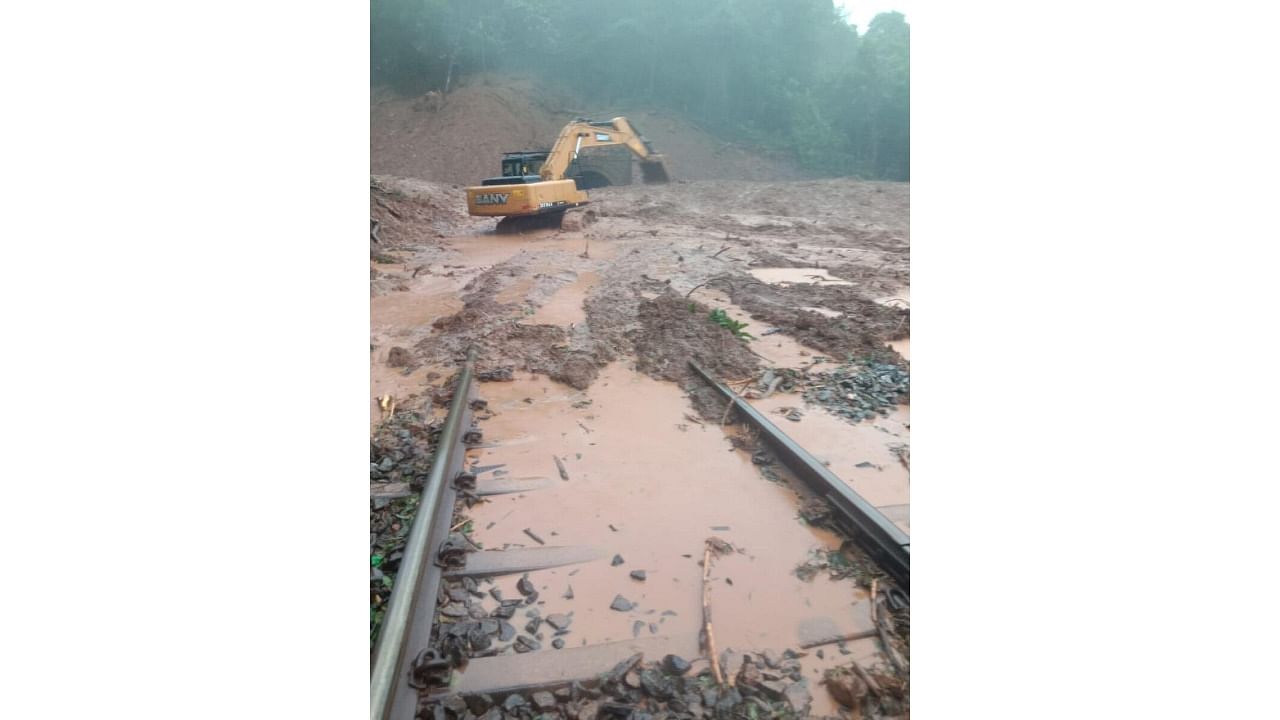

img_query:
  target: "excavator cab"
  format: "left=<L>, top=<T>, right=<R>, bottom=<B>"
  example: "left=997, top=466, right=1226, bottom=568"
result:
left=500, top=152, right=548, bottom=179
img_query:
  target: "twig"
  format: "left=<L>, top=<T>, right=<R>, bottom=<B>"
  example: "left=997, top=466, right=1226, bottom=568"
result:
left=875, top=605, right=906, bottom=673
left=702, top=543, right=725, bottom=687
left=870, top=579, right=879, bottom=626
left=553, top=455, right=570, bottom=481
left=798, top=629, right=878, bottom=650
left=712, top=245, right=732, bottom=259
left=523, top=528, right=546, bottom=545
left=848, top=659, right=883, bottom=697
left=719, top=397, right=736, bottom=427
left=449, top=518, right=470, bottom=532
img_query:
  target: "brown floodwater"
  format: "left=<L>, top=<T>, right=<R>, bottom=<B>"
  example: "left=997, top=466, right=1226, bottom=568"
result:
left=461, top=364, right=884, bottom=714
left=523, top=271, right=600, bottom=327
left=747, top=395, right=910, bottom=534
left=749, top=267, right=853, bottom=287
left=888, top=338, right=910, bottom=361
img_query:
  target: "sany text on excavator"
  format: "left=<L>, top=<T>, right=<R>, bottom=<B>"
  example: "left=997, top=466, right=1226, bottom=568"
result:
left=465, top=117, right=669, bottom=225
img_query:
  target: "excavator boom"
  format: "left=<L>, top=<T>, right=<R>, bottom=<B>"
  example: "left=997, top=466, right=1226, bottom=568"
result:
left=465, top=116, right=669, bottom=222
left=539, top=117, right=670, bottom=184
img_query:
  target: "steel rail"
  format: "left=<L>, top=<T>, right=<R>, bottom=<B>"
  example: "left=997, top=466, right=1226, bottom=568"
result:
left=689, top=361, right=910, bottom=591
left=371, top=349, right=476, bottom=720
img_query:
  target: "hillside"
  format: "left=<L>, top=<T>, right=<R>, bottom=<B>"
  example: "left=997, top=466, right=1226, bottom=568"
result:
left=370, top=76, right=807, bottom=185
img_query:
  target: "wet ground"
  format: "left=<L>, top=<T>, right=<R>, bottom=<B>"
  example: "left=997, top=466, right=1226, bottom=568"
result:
left=370, top=175, right=909, bottom=717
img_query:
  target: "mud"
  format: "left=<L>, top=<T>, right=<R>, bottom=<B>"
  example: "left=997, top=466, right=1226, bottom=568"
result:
left=370, top=150, right=911, bottom=716
left=450, top=366, right=888, bottom=717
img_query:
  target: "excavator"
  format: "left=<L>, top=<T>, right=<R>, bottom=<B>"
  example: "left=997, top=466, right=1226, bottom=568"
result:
left=465, top=117, right=669, bottom=227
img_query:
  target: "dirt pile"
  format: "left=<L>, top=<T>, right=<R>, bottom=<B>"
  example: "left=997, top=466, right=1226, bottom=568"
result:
left=630, top=293, right=760, bottom=383
left=727, top=279, right=909, bottom=362
left=371, top=175, right=471, bottom=253
left=371, top=76, right=806, bottom=185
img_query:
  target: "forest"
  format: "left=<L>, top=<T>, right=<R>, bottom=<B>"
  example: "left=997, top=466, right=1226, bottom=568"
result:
left=371, top=0, right=909, bottom=180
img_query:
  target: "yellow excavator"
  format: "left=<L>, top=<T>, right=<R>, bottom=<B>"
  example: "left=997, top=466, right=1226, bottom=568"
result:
left=465, top=117, right=669, bottom=224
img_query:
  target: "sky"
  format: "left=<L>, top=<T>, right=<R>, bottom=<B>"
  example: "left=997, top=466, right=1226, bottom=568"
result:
left=832, top=0, right=912, bottom=32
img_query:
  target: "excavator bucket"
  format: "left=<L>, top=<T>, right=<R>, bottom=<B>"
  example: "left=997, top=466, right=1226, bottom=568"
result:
left=640, top=158, right=670, bottom=184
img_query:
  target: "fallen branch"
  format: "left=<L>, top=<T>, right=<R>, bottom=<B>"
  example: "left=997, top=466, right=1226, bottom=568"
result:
left=553, top=455, right=570, bottom=481
left=874, top=602, right=907, bottom=674
left=848, top=658, right=883, bottom=697
left=798, top=629, right=879, bottom=650
left=703, top=541, right=726, bottom=687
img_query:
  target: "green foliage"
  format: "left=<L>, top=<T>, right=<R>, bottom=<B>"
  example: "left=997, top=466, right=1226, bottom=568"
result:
left=370, top=0, right=909, bottom=179
left=709, top=308, right=754, bottom=341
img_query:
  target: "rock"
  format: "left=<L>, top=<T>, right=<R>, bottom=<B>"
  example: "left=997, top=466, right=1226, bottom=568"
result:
left=756, top=679, right=788, bottom=700
left=489, top=587, right=503, bottom=602
left=630, top=570, right=646, bottom=581
left=464, top=693, right=493, bottom=715
left=610, top=595, right=634, bottom=611
left=603, top=653, right=644, bottom=685
left=611, top=554, right=625, bottom=566
left=783, top=680, right=812, bottom=714
left=513, top=635, right=541, bottom=653
left=468, top=626, right=493, bottom=651
left=492, top=604, right=516, bottom=620
left=553, top=638, right=565, bottom=649
left=546, top=613, right=572, bottom=631
left=439, top=603, right=468, bottom=618
left=823, top=667, right=868, bottom=710
left=662, top=654, right=692, bottom=675
left=624, top=670, right=642, bottom=689
left=517, top=574, right=536, bottom=596
left=498, top=621, right=516, bottom=641
left=525, top=616, right=543, bottom=634
left=387, top=346, right=412, bottom=367
left=575, top=700, right=600, bottom=720
left=632, top=620, right=644, bottom=638
left=563, top=585, right=575, bottom=600
left=532, top=691, right=558, bottom=710
left=503, top=694, right=527, bottom=711
left=640, top=669, right=677, bottom=699
left=477, top=366, right=515, bottom=382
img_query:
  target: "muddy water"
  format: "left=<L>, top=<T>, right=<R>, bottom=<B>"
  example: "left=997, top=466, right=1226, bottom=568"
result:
left=523, top=271, right=600, bottom=327
left=888, top=338, right=910, bottom=361
left=749, top=267, right=853, bottom=287
left=748, top=394, right=910, bottom=534
left=463, top=365, right=882, bottom=713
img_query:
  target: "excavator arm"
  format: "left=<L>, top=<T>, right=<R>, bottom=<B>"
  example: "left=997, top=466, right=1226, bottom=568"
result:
left=539, top=117, right=670, bottom=184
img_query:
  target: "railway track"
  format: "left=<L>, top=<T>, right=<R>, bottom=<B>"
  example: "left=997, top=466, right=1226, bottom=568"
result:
left=371, top=353, right=910, bottom=720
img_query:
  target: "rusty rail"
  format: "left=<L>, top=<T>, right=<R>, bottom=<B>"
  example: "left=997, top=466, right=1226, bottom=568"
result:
left=689, top=361, right=910, bottom=591
left=371, top=350, right=476, bottom=720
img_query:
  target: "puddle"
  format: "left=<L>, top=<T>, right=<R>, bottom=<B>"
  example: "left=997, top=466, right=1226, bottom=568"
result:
left=749, top=267, right=853, bottom=287
left=888, top=338, right=910, bottom=361
left=462, top=364, right=879, bottom=713
left=523, top=271, right=600, bottom=327
left=748, top=394, right=910, bottom=533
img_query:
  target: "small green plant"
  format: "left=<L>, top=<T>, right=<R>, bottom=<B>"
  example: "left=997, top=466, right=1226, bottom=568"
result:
left=709, top=308, right=754, bottom=341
